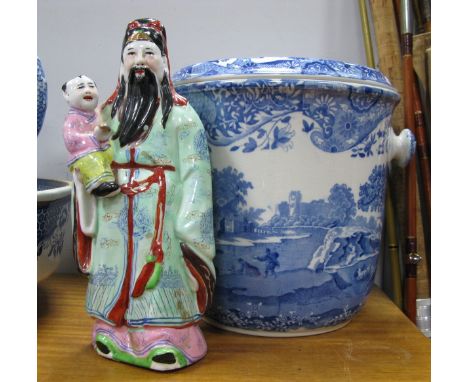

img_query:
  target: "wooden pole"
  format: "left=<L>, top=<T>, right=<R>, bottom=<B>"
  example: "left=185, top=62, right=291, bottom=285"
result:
left=412, top=32, right=431, bottom=298
left=411, top=0, right=424, bottom=33
left=359, top=0, right=403, bottom=308
left=369, top=0, right=405, bottom=133
left=426, top=47, right=431, bottom=98
left=385, top=191, right=403, bottom=308
left=413, top=32, right=431, bottom=142
left=413, top=80, right=431, bottom=225
left=401, top=0, right=420, bottom=324
left=420, top=0, right=431, bottom=32
left=392, top=0, right=401, bottom=36
left=369, top=0, right=407, bottom=309
left=358, top=0, right=376, bottom=67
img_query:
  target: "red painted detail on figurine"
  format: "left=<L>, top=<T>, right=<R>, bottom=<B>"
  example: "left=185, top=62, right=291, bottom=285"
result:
left=107, top=150, right=136, bottom=325
left=75, top=198, right=92, bottom=274
left=127, top=21, right=141, bottom=31
left=107, top=193, right=133, bottom=325
left=181, top=243, right=216, bottom=315
left=173, top=90, right=188, bottom=106
left=103, top=81, right=121, bottom=106
left=107, top=148, right=175, bottom=325
left=146, top=20, right=162, bottom=31
left=149, top=20, right=187, bottom=107
left=160, top=30, right=187, bottom=107
left=127, top=19, right=162, bottom=33
left=132, top=262, right=155, bottom=298
left=132, top=167, right=167, bottom=298
left=184, top=259, right=208, bottom=314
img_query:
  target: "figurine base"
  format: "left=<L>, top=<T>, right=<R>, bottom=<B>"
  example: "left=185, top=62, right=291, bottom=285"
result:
left=92, top=320, right=207, bottom=371
left=204, top=317, right=351, bottom=337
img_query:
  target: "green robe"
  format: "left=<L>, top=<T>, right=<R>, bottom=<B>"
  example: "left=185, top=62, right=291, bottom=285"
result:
left=85, top=104, right=215, bottom=327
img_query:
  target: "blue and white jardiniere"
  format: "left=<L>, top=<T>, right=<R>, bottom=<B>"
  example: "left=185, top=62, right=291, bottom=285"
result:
left=174, top=57, right=415, bottom=336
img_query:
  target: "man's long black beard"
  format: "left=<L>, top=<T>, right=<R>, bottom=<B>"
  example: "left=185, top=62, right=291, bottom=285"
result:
left=113, top=68, right=159, bottom=147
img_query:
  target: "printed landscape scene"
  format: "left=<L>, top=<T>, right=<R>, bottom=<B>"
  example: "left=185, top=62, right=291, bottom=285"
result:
left=208, top=166, right=384, bottom=331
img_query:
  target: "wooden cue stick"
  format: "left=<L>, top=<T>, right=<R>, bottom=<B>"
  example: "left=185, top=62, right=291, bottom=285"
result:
left=358, top=0, right=376, bottom=67
left=412, top=32, right=431, bottom=299
left=426, top=47, right=431, bottom=98
left=413, top=80, right=431, bottom=227
left=369, top=0, right=407, bottom=307
left=401, top=0, right=421, bottom=324
left=373, top=0, right=429, bottom=317
left=385, top=190, right=403, bottom=308
left=359, top=0, right=403, bottom=308
left=411, top=32, right=431, bottom=302
left=411, top=0, right=424, bottom=33
left=392, top=0, right=401, bottom=34
left=399, top=10, right=432, bottom=302
left=369, top=0, right=405, bottom=133
left=413, top=79, right=431, bottom=292
left=420, top=0, right=431, bottom=32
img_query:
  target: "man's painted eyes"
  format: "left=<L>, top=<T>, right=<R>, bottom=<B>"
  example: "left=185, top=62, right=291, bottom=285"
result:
left=125, top=49, right=157, bottom=57
left=77, top=84, right=85, bottom=89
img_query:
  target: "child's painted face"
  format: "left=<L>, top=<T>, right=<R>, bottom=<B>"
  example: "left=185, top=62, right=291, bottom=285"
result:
left=64, top=76, right=99, bottom=112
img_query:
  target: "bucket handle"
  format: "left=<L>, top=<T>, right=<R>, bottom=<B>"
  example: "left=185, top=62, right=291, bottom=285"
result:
left=388, top=128, right=416, bottom=167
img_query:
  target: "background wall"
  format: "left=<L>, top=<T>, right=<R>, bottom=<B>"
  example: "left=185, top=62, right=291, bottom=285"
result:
left=37, top=0, right=371, bottom=273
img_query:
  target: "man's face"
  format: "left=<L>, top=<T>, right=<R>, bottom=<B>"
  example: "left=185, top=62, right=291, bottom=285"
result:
left=122, top=40, right=165, bottom=82
left=64, top=76, right=99, bottom=112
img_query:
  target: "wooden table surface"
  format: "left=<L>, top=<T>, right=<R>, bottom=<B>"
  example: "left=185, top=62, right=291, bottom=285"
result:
left=38, top=274, right=430, bottom=381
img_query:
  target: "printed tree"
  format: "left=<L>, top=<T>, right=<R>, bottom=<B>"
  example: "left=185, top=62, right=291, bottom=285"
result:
left=212, top=167, right=265, bottom=233
left=240, top=207, right=266, bottom=225
left=328, top=184, right=356, bottom=226
left=357, top=164, right=386, bottom=212
left=212, top=167, right=252, bottom=215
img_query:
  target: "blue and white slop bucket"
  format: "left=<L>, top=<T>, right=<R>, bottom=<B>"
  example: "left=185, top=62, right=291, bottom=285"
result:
left=173, top=57, right=415, bottom=337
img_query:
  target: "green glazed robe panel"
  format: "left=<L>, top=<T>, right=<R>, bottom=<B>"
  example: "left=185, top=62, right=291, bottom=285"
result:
left=85, top=104, right=215, bottom=327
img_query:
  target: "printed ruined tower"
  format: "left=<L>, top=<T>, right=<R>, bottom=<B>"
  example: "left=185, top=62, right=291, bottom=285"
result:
left=289, top=191, right=302, bottom=217
left=277, top=201, right=290, bottom=218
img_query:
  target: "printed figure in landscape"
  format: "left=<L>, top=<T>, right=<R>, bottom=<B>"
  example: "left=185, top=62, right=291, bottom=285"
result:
left=256, top=248, right=280, bottom=278
left=62, top=75, right=119, bottom=197
left=238, top=258, right=261, bottom=277
left=70, top=19, right=215, bottom=371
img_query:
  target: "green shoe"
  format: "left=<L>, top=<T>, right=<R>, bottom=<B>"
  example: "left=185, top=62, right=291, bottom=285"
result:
left=94, top=333, right=189, bottom=371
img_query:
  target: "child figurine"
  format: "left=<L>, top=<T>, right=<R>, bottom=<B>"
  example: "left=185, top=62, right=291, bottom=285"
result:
left=62, top=75, right=119, bottom=197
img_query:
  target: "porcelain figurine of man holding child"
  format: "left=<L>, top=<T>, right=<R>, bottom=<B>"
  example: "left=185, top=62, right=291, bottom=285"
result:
left=65, top=18, right=215, bottom=371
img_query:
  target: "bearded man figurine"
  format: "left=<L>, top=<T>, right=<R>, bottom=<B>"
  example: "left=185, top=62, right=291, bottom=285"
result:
left=72, top=19, right=215, bottom=371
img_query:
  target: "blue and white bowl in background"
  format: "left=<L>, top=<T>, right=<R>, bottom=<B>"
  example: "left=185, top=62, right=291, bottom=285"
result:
left=37, top=57, right=47, bottom=135
left=37, top=179, right=72, bottom=282
left=174, top=57, right=415, bottom=336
